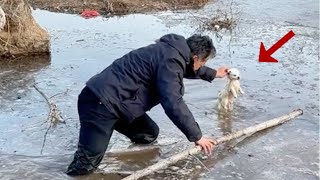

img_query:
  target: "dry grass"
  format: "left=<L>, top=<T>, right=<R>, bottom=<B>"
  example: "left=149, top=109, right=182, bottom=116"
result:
left=0, top=0, right=50, bottom=58
left=27, top=0, right=209, bottom=15
left=198, top=1, right=240, bottom=32
left=201, top=10, right=239, bottom=31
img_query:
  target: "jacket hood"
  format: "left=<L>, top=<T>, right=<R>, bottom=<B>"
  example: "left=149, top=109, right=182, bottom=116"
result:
left=159, top=34, right=191, bottom=63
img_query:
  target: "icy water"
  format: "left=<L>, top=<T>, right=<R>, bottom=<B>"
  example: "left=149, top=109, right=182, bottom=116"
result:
left=0, top=0, right=319, bottom=179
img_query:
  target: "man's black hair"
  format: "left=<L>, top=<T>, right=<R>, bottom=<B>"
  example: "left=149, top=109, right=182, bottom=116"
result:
left=186, top=34, right=216, bottom=61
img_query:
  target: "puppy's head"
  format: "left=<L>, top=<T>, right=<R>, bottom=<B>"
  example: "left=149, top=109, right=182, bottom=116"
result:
left=227, top=68, right=241, bottom=80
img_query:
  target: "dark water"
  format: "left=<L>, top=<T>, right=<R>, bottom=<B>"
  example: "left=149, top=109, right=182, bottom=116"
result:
left=0, top=0, right=319, bottom=179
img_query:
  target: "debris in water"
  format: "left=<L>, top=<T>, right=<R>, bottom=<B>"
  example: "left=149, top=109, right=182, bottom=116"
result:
left=33, top=83, right=67, bottom=154
left=80, top=9, right=100, bottom=18
left=201, top=155, right=208, bottom=160
left=169, top=166, right=180, bottom=171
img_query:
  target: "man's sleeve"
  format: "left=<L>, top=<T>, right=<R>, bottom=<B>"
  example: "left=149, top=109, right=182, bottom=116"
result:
left=156, top=59, right=202, bottom=142
left=185, top=66, right=217, bottom=82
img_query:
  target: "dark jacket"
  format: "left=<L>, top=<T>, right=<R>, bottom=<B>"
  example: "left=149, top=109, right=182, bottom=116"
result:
left=86, top=34, right=217, bottom=142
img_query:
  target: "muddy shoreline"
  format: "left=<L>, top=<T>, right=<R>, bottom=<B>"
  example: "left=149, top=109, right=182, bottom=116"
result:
left=27, top=0, right=208, bottom=16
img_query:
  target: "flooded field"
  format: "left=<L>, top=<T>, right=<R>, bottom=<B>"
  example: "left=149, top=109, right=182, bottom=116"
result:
left=0, top=0, right=319, bottom=179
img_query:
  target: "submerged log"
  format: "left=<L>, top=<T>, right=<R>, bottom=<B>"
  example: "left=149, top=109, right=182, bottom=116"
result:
left=123, top=109, right=303, bottom=180
left=0, top=0, right=50, bottom=58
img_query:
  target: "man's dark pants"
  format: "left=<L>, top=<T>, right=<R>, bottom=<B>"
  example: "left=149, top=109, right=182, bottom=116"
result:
left=66, top=87, right=159, bottom=176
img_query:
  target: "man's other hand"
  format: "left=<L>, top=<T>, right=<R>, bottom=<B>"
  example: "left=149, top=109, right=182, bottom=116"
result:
left=195, top=137, right=217, bottom=155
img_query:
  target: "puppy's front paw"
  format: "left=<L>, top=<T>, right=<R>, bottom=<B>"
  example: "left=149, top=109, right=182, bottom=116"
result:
left=239, top=87, right=245, bottom=95
left=230, top=88, right=238, bottom=98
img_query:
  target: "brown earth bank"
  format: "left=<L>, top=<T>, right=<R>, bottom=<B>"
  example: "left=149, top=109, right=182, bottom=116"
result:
left=0, top=0, right=50, bottom=59
left=27, top=0, right=209, bottom=15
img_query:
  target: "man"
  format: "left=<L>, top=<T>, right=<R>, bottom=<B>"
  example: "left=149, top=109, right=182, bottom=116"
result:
left=66, top=33, right=228, bottom=176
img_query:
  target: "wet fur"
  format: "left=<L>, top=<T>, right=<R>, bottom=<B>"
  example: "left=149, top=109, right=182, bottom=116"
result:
left=217, top=68, right=244, bottom=112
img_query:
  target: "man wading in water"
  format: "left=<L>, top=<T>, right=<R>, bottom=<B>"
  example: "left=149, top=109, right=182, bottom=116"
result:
left=66, top=34, right=228, bottom=175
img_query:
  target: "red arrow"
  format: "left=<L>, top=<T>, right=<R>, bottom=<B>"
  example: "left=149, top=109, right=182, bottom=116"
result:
left=259, top=30, right=295, bottom=63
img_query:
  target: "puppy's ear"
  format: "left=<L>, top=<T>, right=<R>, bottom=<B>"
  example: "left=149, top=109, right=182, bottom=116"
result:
left=227, top=69, right=231, bottom=75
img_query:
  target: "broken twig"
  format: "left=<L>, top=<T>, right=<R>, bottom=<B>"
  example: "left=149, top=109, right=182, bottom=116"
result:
left=33, top=84, right=65, bottom=154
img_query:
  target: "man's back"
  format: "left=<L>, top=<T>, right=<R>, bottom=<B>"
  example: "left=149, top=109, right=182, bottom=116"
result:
left=86, top=34, right=190, bottom=123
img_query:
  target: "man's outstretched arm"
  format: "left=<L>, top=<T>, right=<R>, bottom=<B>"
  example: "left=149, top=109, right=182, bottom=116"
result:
left=185, top=66, right=228, bottom=82
left=156, top=58, right=216, bottom=154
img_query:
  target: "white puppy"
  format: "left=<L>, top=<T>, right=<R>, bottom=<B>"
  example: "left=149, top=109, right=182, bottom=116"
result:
left=217, top=68, right=244, bottom=111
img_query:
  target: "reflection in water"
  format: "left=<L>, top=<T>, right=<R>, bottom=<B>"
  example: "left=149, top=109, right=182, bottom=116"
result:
left=0, top=147, right=160, bottom=180
left=217, top=112, right=233, bottom=136
left=96, top=147, right=161, bottom=180
left=0, top=153, right=71, bottom=180
left=216, top=111, right=237, bottom=152
left=0, top=55, right=51, bottom=104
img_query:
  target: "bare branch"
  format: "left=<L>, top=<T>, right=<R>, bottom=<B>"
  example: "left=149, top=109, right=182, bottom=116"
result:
left=33, top=83, right=65, bottom=154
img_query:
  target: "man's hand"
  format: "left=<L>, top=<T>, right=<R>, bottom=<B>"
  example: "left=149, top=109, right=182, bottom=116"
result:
left=195, top=137, right=217, bottom=155
left=215, top=66, right=229, bottom=78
